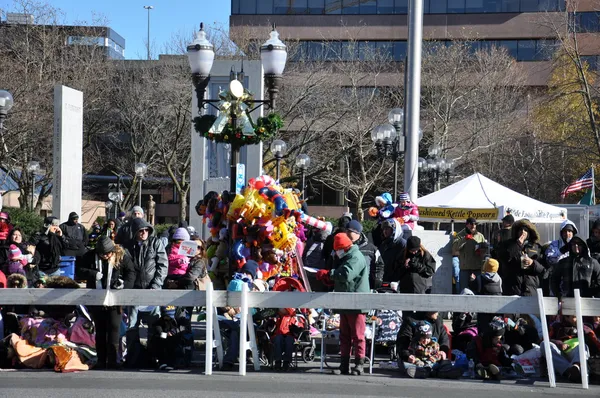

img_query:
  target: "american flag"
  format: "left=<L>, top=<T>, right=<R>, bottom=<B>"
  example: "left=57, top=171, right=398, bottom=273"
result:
left=561, top=168, right=594, bottom=198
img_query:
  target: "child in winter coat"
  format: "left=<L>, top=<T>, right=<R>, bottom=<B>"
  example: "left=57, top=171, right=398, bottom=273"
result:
left=469, top=258, right=502, bottom=334
left=271, top=308, right=305, bottom=372
left=407, top=321, right=444, bottom=369
left=4, top=245, right=27, bottom=276
left=467, top=318, right=513, bottom=380
left=167, top=228, right=191, bottom=278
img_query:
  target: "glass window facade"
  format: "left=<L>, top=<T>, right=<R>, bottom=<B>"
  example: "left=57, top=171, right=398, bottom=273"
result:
left=291, top=39, right=555, bottom=61
left=573, top=12, right=600, bottom=33
left=232, top=0, right=565, bottom=14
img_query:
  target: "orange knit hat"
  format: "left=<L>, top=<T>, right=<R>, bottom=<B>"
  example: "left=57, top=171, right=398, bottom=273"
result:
left=333, top=233, right=353, bottom=251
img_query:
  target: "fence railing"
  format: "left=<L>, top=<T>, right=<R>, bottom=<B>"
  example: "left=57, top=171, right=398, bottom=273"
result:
left=0, top=286, right=598, bottom=389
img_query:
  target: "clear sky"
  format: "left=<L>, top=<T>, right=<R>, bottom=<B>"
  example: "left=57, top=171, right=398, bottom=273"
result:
left=0, top=0, right=231, bottom=59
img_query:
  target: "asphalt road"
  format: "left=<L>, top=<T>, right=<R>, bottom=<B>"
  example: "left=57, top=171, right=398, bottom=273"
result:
left=0, top=368, right=597, bottom=398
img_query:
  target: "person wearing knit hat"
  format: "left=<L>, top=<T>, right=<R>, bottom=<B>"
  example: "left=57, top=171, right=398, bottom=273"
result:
left=78, top=235, right=136, bottom=369
left=59, top=210, right=88, bottom=257
left=167, top=228, right=193, bottom=278
left=385, top=235, right=435, bottom=295
left=5, top=244, right=27, bottom=277
left=114, top=206, right=148, bottom=246
left=131, top=206, right=145, bottom=218
left=346, top=220, right=385, bottom=290
left=469, top=258, right=502, bottom=334
left=172, top=227, right=190, bottom=242
left=471, top=318, right=511, bottom=380
left=241, top=259, right=259, bottom=280
left=327, top=225, right=369, bottom=376
left=394, top=192, right=420, bottom=231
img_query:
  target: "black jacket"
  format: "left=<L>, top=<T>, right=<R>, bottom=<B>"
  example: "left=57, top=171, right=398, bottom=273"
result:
left=355, top=233, right=385, bottom=290
left=552, top=237, right=600, bottom=299
left=499, top=239, right=544, bottom=296
left=32, top=231, right=65, bottom=274
left=59, top=221, right=89, bottom=256
left=387, top=248, right=435, bottom=294
left=396, top=314, right=450, bottom=362
left=124, top=218, right=168, bottom=290
left=470, top=272, right=503, bottom=296
left=380, top=236, right=407, bottom=282
left=115, top=221, right=135, bottom=247
left=77, top=249, right=136, bottom=290
left=586, top=220, right=600, bottom=262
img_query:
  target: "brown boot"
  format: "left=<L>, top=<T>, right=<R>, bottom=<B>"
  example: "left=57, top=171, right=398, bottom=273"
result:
left=351, top=357, right=365, bottom=376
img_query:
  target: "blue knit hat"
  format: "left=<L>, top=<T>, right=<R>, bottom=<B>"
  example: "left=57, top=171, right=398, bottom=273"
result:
left=398, top=192, right=410, bottom=201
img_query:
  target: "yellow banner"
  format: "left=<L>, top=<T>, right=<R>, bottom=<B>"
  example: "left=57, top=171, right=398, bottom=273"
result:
left=419, top=207, right=499, bottom=221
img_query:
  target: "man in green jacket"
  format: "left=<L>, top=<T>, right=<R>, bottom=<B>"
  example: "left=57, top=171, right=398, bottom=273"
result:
left=331, top=233, right=369, bottom=376
left=452, top=217, right=488, bottom=293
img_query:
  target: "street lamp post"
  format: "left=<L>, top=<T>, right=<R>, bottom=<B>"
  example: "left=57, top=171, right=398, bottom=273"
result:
left=187, top=24, right=287, bottom=194
left=418, top=145, right=455, bottom=193
left=373, top=108, right=423, bottom=200
left=135, top=163, right=147, bottom=207
left=143, top=5, right=153, bottom=61
left=27, top=161, right=40, bottom=211
left=270, top=139, right=287, bottom=181
left=295, top=154, right=311, bottom=200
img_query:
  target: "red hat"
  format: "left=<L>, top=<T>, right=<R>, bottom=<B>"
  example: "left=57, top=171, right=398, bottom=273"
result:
left=333, top=233, right=353, bottom=251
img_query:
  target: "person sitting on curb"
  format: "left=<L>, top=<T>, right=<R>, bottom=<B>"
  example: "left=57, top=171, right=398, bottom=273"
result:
left=466, top=317, right=513, bottom=380
left=404, top=321, right=462, bottom=379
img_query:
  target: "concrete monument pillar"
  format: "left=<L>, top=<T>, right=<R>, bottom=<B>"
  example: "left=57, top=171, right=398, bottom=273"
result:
left=52, top=85, right=83, bottom=222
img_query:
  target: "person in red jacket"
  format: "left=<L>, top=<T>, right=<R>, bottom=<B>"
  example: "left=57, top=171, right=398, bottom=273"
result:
left=271, top=307, right=305, bottom=372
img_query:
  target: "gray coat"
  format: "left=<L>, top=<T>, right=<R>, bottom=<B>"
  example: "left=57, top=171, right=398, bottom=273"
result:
left=125, top=218, right=168, bottom=290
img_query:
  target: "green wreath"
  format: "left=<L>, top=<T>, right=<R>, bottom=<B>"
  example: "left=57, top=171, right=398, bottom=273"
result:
left=193, top=113, right=284, bottom=147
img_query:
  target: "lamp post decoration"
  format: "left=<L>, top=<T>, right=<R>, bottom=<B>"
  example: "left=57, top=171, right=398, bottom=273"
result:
left=418, top=144, right=455, bottom=192
left=188, top=24, right=287, bottom=194
left=190, top=24, right=285, bottom=147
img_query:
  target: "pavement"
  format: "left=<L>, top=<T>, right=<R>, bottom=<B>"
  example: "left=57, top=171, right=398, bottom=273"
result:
left=0, top=368, right=597, bottom=398
left=2, top=316, right=597, bottom=397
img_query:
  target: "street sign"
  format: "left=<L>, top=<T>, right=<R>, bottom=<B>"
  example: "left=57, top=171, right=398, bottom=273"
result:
left=235, top=163, right=245, bottom=195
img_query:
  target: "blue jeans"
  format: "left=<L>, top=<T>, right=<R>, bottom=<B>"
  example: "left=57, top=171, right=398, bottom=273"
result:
left=273, top=334, right=294, bottom=362
left=452, top=257, right=460, bottom=286
left=220, top=319, right=240, bottom=365
left=38, top=269, right=61, bottom=278
left=127, top=306, right=161, bottom=331
left=459, top=270, right=481, bottom=294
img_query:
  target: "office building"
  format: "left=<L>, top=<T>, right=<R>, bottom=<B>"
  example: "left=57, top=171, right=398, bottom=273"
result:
left=0, top=12, right=125, bottom=60
left=230, top=1, right=600, bottom=83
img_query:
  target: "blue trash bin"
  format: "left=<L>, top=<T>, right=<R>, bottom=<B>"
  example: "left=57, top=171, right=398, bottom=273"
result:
left=58, top=256, right=76, bottom=279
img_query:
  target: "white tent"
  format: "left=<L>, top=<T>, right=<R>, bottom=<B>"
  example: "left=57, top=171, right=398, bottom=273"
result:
left=415, top=173, right=567, bottom=224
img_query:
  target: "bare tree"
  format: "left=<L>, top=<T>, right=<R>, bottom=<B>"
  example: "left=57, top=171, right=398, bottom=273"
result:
left=0, top=0, right=114, bottom=211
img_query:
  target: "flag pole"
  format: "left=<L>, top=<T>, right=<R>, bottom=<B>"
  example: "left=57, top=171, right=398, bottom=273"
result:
left=592, top=164, right=596, bottom=205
